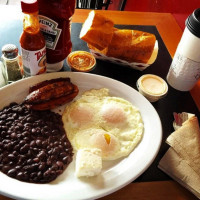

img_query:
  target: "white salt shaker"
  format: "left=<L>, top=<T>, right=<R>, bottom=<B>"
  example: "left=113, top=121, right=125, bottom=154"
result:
left=167, top=8, right=200, bottom=91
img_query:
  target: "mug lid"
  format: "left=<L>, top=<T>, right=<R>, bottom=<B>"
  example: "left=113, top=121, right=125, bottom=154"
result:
left=186, top=8, right=200, bottom=38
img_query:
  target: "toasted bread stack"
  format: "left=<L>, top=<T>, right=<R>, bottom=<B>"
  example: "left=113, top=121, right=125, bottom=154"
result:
left=80, top=11, right=156, bottom=64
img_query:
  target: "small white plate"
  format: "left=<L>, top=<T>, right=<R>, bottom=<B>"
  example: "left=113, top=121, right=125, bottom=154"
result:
left=0, top=72, right=162, bottom=200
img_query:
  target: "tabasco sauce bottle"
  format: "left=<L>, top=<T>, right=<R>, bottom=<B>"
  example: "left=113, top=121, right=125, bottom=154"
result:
left=20, top=0, right=46, bottom=77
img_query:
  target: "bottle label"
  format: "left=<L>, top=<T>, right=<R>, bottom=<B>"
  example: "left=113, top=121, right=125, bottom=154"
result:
left=21, top=47, right=46, bottom=76
left=170, top=52, right=200, bottom=81
left=39, top=15, right=62, bottom=50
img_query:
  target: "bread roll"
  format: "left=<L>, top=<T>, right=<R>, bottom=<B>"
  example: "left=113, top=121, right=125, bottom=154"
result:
left=80, top=10, right=114, bottom=50
left=106, top=29, right=156, bottom=63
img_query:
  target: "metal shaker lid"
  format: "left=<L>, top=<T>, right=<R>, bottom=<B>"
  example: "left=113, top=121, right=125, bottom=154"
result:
left=186, top=8, right=200, bottom=38
left=2, top=44, right=18, bottom=59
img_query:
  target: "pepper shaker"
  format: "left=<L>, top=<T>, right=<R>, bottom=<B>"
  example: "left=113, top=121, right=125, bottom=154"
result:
left=167, top=8, right=200, bottom=91
left=1, top=44, right=23, bottom=83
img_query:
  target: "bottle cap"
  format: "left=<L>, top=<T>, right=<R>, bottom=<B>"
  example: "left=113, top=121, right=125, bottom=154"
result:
left=21, top=0, right=38, bottom=13
left=186, top=8, right=200, bottom=38
left=2, top=44, right=18, bottom=59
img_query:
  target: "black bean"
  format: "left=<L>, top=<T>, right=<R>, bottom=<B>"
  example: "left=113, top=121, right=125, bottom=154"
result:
left=8, top=154, right=16, bottom=161
left=17, top=134, right=22, bottom=139
left=30, top=172, right=37, bottom=178
left=37, top=151, right=46, bottom=161
left=20, top=144, right=29, bottom=154
left=22, top=131, right=29, bottom=137
left=1, top=131, right=7, bottom=137
left=19, top=140, right=26, bottom=147
left=39, top=162, right=46, bottom=171
left=15, top=165, right=22, bottom=170
left=37, top=171, right=42, bottom=178
left=30, top=140, right=36, bottom=147
left=36, top=139, right=42, bottom=147
left=2, top=165, right=10, bottom=173
left=31, top=128, right=37, bottom=134
left=7, top=168, right=17, bottom=177
left=33, top=157, right=39, bottom=163
left=60, top=152, right=67, bottom=158
left=52, top=147, right=60, bottom=155
left=13, top=151, right=19, bottom=156
left=56, top=161, right=64, bottom=169
left=62, top=156, right=69, bottom=164
left=6, top=121, right=13, bottom=126
left=26, top=159, right=32, bottom=165
left=52, top=129, right=59, bottom=135
left=54, top=141, right=59, bottom=146
left=42, top=141, right=48, bottom=148
left=0, top=114, right=7, bottom=120
left=16, top=172, right=28, bottom=181
left=0, top=164, right=3, bottom=170
left=14, top=144, right=20, bottom=151
left=26, top=117, right=34, bottom=122
left=10, top=132, right=17, bottom=139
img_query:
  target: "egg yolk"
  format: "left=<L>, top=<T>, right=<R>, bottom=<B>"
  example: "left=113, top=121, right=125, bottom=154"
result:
left=101, top=104, right=126, bottom=124
left=104, top=133, right=111, bottom=144
left=90, top=132, right=119, bottom=156
left=70, top=106, right=93, bottom=126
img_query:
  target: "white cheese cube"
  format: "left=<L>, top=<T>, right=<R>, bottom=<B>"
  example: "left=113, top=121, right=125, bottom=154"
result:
left=75, top=148, right=102, bottom=177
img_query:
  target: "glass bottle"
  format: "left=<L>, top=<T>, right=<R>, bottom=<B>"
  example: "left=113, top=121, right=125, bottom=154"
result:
left=37, top=0, right=76, bottom=72
left=20, top=0, right=46, bottom=77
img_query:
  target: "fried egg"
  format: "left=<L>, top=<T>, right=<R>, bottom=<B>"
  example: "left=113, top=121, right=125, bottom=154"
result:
left=62, top=88, right=144, bottom=160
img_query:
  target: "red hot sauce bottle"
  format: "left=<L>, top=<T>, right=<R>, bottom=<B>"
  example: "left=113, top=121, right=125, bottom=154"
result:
left=20, top=0, right=47, bottom=77
left=37, top=0, right=76, bottom=72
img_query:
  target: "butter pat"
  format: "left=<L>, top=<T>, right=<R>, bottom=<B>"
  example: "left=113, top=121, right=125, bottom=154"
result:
left=137, top=74, right=168, bottom=102
left=75, top=148, right=102, bottom=177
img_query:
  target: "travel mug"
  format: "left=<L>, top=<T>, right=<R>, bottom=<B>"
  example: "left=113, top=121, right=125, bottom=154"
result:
left=167, top=8, right=200, bottom=91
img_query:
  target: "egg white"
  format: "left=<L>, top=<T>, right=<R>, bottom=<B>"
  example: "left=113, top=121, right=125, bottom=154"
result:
left=62, top=88, right=144, bottom=160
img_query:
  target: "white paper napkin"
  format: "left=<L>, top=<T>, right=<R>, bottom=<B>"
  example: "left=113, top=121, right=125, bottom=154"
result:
left=158, top=113, right=200, bottom=199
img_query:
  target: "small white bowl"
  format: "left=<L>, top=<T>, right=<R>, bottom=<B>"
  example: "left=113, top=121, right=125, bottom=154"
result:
left=137, top=74, right=168, bottom=102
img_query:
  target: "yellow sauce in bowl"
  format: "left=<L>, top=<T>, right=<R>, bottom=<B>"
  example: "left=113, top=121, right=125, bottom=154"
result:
left=67, top=51, right=96, bottom=72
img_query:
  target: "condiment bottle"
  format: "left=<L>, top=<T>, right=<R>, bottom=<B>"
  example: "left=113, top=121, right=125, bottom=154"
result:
left=1, top=44, right=23, bottom=83
left=167, top=8, right=200, bottom=91
left=37, top=0, right=76, bottom=72
left=20, top=0, right=46, bottom=77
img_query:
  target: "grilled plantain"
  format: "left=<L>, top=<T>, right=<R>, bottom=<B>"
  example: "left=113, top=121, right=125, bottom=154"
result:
left=24, top=77, right=79, bottom=110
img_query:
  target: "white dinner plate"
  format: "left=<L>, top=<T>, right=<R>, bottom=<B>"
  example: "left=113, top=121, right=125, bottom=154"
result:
left=0, top=72, right=162, bottom=200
